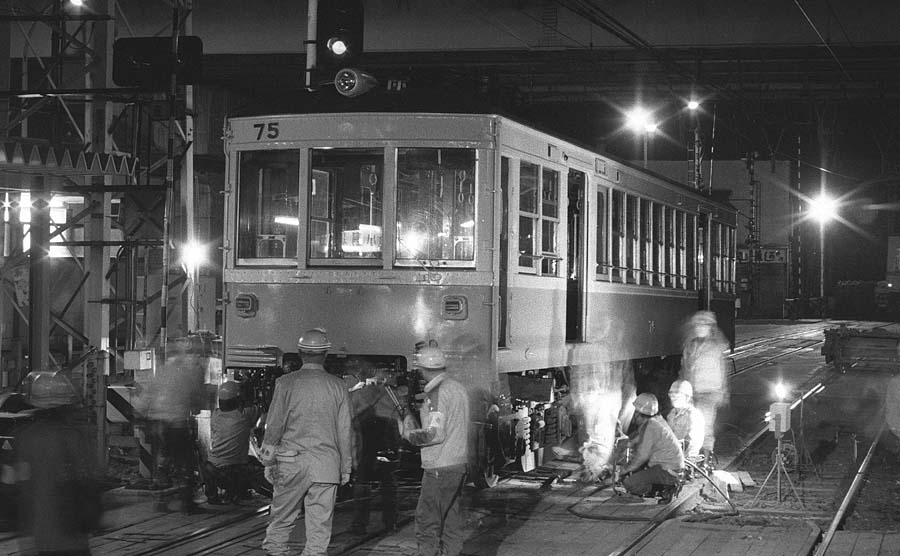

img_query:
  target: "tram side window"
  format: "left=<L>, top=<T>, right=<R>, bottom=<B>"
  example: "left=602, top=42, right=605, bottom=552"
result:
left=595, top=189, right=608, bottom=277
left=711, top=222, right=723, bottom=291
left=664, top=206, right=675, bottom=287
left=625, top=194, right=638, bottom=283
left=686, top=214, right=696, bottom=289
left=610, top=190, right=624, bottom=281
left=652, top=203, right=664, bottom=286
left=640, top=198, right=652, bottom=285
left=237, top=150, right=300, bottom=261
left=308, top=148, right=383, bottom=263
left=396, top=148, right=476, bottom=265
left=518, top=161, right=560, bottom=275
left=676, top=211, right=686, bottom=288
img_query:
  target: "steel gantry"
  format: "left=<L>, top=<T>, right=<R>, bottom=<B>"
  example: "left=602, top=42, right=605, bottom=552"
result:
left=0, top=0, right=200, bottom=472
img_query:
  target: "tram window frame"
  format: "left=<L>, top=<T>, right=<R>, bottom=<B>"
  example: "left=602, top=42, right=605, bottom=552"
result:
left=686, top=213, right=697, bottom=290
left=711, top=222, right=722, bottom=292
left=676, top=210, right=686, bottom=289
left=235, top=149, right=301, bottom=266
left=640, top=198, right=653, bottom=285
left=664, top=206, right=675, bottom=288
left=625, top=194, right=638, bottom=283
left=610, top=190, right=625, bottom=282
left=395, top=147, right=478, bottom=268
left=595, top=188, right=608, bottom=278
left=307, top=147, right=385, bottom=266
left=653, top=202, right=664, bottom=286
left=518, top=160, right=561, bottom=276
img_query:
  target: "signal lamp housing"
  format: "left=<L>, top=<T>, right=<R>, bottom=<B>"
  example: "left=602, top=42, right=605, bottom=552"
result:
left=334, top=68, right=377, bottom=98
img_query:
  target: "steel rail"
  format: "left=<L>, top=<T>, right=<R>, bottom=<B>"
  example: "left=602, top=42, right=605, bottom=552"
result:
left=813, top=420, right=886, bottom=556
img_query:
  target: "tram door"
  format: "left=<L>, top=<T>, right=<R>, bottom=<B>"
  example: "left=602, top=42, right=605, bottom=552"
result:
left=566, top=169, right=586, bottom=342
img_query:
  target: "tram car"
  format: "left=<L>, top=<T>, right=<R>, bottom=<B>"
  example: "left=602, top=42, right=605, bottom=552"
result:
left=221, top=112, right=737, bottom=483
left=875, top=235, right=900, bottom=315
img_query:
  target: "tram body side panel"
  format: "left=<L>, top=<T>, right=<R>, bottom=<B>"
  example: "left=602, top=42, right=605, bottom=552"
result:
left=498, top=283, right=700, bottom=373
left=224, top=281, right=495, bottom=388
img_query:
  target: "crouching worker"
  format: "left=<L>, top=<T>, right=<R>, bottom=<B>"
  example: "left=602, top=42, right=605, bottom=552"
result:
left=204, top=381, right=261, bottom=504
left=666, top=379, right=705, bottom=462
left=402, top=346, right=469, bottom=556
left=619, top=393, right=684, bottom=504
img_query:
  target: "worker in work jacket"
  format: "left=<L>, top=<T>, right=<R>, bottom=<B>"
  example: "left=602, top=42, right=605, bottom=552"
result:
left=680, top=310, right=729, bottom=457
left=259, top=328, right=352, bottom=556
left=403, top=346, right=470, bottom=556
left=619, top=393, right=684, bottom=501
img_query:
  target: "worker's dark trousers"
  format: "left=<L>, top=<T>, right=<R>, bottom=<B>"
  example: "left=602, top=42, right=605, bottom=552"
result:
left=415, top=464, right=467, bottom=556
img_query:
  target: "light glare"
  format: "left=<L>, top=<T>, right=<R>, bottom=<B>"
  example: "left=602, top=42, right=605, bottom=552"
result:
left=773, top=382, right=790, bottom=401
left=809, top=194, right=838, bottom=223
left=181, top=241, right=206, bottom=271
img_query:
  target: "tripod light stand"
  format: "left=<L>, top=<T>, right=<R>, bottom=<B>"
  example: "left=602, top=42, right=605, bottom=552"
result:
left=750, top=408, right=805, bottom=508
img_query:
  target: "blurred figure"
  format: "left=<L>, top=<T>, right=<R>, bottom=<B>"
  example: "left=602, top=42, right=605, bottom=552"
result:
left=885, top=353, right=900, bottom=452
left=13, top=371, right=101, bottom=555
left=348, top=367, right=403, bottom=534
left=140, top=338, right=206, bottom=513
left=569, top=359, right=635, bottom=482
left=260, top=328, right=352, bottom=556
left=402, top=346, right=469, bottom=556
left=204, top=380, right=261, bottom=504
left=680, top=310, right=729, bottom=458
left=666, top=379, right=705, bottom=461
left=619, top=393, right=684, bottom=503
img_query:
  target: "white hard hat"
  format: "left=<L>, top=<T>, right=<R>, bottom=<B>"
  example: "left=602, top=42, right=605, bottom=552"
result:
left=416, top=346, right=446, bottom=370
left=633, top=392, right=659, bottom=416
left=669, top=379, right=693, bottom=398
left=297, top=328, right=332, bottom=352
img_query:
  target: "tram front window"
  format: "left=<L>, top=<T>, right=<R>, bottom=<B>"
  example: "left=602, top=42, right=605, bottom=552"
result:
left=237, top=150, right=300, bottom=261
left=309, top=148, right=384, bottom=263
left=396, top=148, right=476, bottom=265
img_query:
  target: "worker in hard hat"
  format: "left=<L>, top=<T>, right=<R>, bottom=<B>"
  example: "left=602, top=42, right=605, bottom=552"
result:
left=618, top=393, right=685, bottom=503
left=260, top=328, right=352, bottom=556
left=402, top=344, right=470, bottom=556
left=13, top=371, right=101, bottom=555
left=666, top=379, right=705, bottom=461
left=348, top=365, right=403, bottom=535
left=203, top=380, right=261, bottom=505
left=139, top=337, right=206, bottom=513
left=680, top=310, right=729, bottom=460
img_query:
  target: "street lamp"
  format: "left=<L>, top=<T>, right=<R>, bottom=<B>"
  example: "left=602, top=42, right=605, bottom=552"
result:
left=625, top=107, right=658, bottom=168
left=809, top=193, right=838, bottom=312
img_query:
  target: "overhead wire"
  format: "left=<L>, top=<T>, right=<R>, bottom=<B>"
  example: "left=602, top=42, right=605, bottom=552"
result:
left=792, top=0, right=852, bottom=82
left=554, top=0, right=871, bottom=183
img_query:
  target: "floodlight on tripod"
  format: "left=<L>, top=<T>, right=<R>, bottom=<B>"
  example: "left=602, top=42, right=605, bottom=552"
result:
left=749, top=382, right=805, bottom=508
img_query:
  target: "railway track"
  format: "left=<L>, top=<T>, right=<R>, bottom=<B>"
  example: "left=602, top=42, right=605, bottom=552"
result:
left=82, top=322, right=891, bottom=555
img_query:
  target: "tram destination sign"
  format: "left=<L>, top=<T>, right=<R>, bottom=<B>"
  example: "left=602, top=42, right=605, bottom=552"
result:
left=738, top=247, right=787, bottom=264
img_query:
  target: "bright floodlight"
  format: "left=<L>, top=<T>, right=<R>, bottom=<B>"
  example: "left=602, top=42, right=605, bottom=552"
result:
left=809, top=194, right=838, bottom=223
left=687, top=100, right=700, bottom=110
left=773, top=381, right=790, bottom=401
left=181, top=240, right=206, bottom=272
left=69, top=0, right=85, bottom=6
left=625, top=107, right=656, bottom=134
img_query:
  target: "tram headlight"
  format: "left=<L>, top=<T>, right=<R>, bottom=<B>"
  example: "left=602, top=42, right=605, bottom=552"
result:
left=334, top=68, right=377, bottom=98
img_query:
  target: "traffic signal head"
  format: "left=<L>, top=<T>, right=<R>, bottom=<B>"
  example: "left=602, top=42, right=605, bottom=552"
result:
left=317, top=0, right=364, bottom=69
left=334, top=68, right=377, bottom=98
